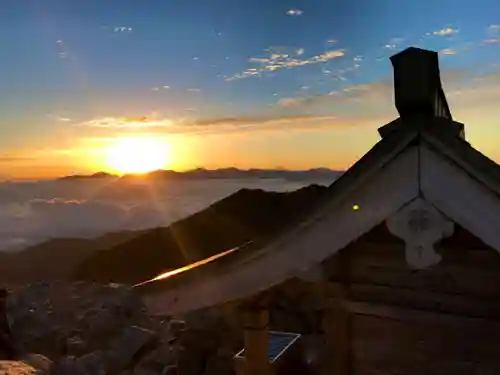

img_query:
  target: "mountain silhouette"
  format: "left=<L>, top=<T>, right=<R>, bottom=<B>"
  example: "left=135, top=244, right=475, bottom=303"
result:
left=59, top=168, right=341, bottom=181
left=0, top=230, right=146, bottom=285
left=72, top=184, right=330, bottom=284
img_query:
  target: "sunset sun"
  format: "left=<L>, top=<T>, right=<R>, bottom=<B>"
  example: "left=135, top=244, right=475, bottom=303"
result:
left=105, top=136, right=172, bottom=174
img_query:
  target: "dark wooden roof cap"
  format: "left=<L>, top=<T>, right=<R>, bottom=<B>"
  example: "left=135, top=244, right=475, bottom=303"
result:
left=390, top=47, right=452, bottom=121
left=378, top=47, right=465, bottom=140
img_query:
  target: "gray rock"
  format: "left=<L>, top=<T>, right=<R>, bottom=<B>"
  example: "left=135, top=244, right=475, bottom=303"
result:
left=64, top=336, right=87, bottom=357
left=161, top=365, right=178, bottom=375
left=51, top=352, right=108, bottom=375
left=136, top=343, right=179, bottom=369
left=202, top=348, right=234, bottom=375
left=6, top=282, right=150, bottom=360
left=167, top=320, right=186, bottom=338
left=18, top=354, right=53, bottom=374
left=132, top=368, right=160, bottom=375
left=74, top=351, right=108, bottom=375
left=49, top=356, right=77, bottom=375
left=104, top=326, right=159, bottom=373
left=0, top=360, right=38, bottom=375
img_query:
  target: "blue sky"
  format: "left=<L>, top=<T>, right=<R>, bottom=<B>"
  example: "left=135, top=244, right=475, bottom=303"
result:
left=0, top=0, right=499, bottom=178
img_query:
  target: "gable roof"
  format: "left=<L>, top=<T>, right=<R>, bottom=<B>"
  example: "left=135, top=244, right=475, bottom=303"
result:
left=135, top=48, right=500, bottom=315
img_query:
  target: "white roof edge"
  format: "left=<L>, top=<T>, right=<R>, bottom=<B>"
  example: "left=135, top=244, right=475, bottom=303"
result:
left=143, top=138, right=500, bottom=316
left=143, top=146, right=421, bottom=315
left=420, top=143, right=500, bottom=253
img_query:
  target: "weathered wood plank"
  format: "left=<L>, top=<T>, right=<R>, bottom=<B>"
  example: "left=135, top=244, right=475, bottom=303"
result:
left=347, top=283, right=500, bottom=318
left=323, top=241, right=500, bottom=297
left=351, top=312, right=500, bottom=363
left=347, top=262, right=500, bottom=297
left=348, top=242, right=500, bottom=269
left=353, top=358, right=488, bottom=375
left=347, top=301, right=500, bottom=332
left=321, top=249, right=350, bottom=375
left=353, top=336, right=500, bottom=364
left=353, top=364, right=401, bottom=375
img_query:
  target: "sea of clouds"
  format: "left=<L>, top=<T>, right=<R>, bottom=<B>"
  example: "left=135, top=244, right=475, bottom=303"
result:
left=0, top=177, right=333, bottom=251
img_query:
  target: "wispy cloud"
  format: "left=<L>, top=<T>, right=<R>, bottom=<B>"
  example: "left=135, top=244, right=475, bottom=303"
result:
left=113, top=26, right=133, bottom=33
left=73, top=113, right=347, bottom=136
left=432, top=26, right=459, bottom=36
left=276, top=93, right=339, bottom=108
left=55, top=39, right=69, bottom=59
left=440, top=48, right=458, bottom=55
left=481, top=38, right=500, bottom=45
left=326, top=39, right=338, bottom=44
left=48, top=114, right=73, bottom=122
left=76, top=116, right=175, bottom=129
left=187, top=88, right=202, bottom=92
left=383, top=37, right=404, bottom=50
left=152, top=85, right=170, bottom=91
left=0, top=155, right=34, bottom=163
left=276, top=79, right=394, bottom=110
left=227, top=48, right=346, bottom=81
left=286, top=9, right=303, bottom=16
left=272, top=68, right=497, bottom=120
left=488, top=24, right=500, bottom=32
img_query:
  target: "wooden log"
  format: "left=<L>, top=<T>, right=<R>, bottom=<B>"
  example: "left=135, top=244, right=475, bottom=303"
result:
left=346, top=301, right=500, bottom=332
left=322, top=296, right=350, bottom=375
left=242, top=307, right=272, bottom=375
left=351, top=314, right=500, bottom=370
left=347, top=282, right=500, bottom=318
left=324, top=242, right=500, bottom=297
left=353, top=358, right=484, bottom=375
left=347, top=241, right=500, bottom=272
left=348, top=261, right=500, bottom=297
left=320, top=249, right=351, bottom=375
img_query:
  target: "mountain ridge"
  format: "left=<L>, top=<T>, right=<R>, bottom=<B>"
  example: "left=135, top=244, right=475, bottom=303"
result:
left=59, top=168, right=342, bottom=181
left=72, top=184, right=331, bottom=284
left=0, top=184, right=334, bottom=286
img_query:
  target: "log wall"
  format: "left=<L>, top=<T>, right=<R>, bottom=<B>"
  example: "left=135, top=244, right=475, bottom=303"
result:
left=321, top=223, right=500, bottom=375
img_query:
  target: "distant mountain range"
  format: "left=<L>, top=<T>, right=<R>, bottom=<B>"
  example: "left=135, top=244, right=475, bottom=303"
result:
left=0, top=229, right=148, bottom=285
left=0, top=184, right=333, bottom=286
left=59, top=168, right=342, bottom=182
left=71, top=184, right=331, bottom=284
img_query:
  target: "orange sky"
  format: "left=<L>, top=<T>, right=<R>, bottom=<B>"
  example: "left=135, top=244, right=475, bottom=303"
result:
left=2, top=69, right=500, bottom=180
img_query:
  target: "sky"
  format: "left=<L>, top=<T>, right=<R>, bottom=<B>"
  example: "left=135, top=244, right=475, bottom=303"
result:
left=1, top=0, right=500, bottom=179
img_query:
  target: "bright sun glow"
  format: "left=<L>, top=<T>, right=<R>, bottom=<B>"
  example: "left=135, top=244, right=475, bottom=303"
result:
left=105, top=136, right=172, bottom=174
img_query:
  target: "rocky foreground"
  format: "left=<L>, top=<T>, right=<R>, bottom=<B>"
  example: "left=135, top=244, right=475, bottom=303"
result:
left=0, top=282, right=240, bottom=375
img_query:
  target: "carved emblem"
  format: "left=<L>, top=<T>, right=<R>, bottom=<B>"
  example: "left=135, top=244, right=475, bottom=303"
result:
left=386, top=198, right=454, bottom=269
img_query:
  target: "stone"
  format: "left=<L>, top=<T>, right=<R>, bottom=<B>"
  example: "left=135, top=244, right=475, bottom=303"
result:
left=202, top=347, right=234, bottom=375
left=73, top=351, right=107, bottom=375
left=104, top=326, right=159, bottom=373
left=18, top=354, right=53, bottom=373
left=176, top=347, right=206, bottom=375
left=135, top=342, right=179, bottom=370
left=0, top=360, right=38, bottom=375
left=51, top=352, right=107, bottom=375
left=131, top=370, right=157, bottom=375
left=64, top=336, right=87, bottom=357
left=167, top=320, right=186, bottom=338
left=161, top=365, right=178, bottom=375
left=0, top=289, right=16, bottom=360
left=5, top=282, right=151, bottom=360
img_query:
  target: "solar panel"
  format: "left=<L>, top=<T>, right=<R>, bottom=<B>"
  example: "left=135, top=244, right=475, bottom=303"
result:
left=235, top=331, right=301, bottom=363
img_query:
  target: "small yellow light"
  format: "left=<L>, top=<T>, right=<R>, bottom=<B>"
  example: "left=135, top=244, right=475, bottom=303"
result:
left=352, top=204, right=360, bottom=211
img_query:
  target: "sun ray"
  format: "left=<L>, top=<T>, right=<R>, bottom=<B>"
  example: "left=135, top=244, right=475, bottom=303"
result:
left=105, top=136, right=172, bottom=174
